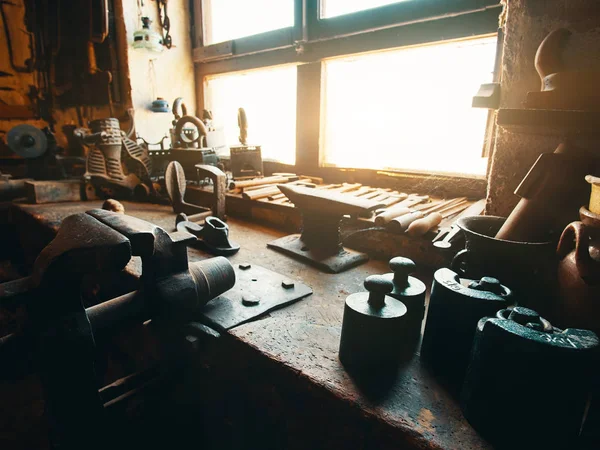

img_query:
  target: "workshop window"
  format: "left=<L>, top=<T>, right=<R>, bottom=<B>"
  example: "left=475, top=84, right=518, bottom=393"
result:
left=204, top=65, right=298, bottom=165
left=202, top=0, right=294, bottom=45
left=320, top=35, right=497, bottom=176
left=321, top=0, right=410, bottom=19
left=195, top=0, right=502, bottom=183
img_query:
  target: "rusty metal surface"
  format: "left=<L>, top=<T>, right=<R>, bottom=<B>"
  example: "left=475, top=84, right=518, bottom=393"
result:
left=10, top=201, right=492, bottom=450
left=200, top=263, right=312, bottom=331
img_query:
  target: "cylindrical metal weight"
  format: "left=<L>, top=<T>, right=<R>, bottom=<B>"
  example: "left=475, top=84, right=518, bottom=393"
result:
left=421, top=268, right=513, bottom=389
left=383, top=257, right=426, bottom=351
left=339, top=275, right=409, bottom=369
left=461, top=307, right=599, bottom=449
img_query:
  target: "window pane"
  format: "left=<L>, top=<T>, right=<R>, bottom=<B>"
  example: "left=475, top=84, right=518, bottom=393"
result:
left=321, top=36, right=497, bottom=176
left=204, top=66, right=297, bottom=165
left=321, top=0, right=411, bottom=19
left=203, top=0, right=294, bottom=45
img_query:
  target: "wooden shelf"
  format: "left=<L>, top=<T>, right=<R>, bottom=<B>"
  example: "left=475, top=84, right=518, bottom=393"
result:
left=497, top=108, right=600, bottom=136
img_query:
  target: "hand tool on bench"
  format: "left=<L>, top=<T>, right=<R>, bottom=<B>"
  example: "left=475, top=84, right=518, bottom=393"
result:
left=386, top=198, right=464, bottom=234
left=176, top=214, right=240, bottom=256
left=268, top=184, right=385, bottom=273
left=229, top=175, right=297, bottom=190
left=406, top=199, right=469, bottom=237
left=165, top=160, right=227, bottom=221
left=0, top=210, right=236, bottom=449
left=374, top=195, right=429, bottom=225
left=432, top=199, right=486, bottom=249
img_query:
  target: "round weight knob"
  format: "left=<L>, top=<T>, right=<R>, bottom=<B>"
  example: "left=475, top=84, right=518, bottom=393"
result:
left=365, top=275, right=394, bottom=308
left=508, top=307, right=541, bottom=327
left=389, top=257, right=416, bottom=287
left=469, top=276, right=504, bottom=295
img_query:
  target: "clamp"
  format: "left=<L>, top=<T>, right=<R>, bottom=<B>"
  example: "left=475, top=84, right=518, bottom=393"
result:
left=0, top=210, right=235, bottom=449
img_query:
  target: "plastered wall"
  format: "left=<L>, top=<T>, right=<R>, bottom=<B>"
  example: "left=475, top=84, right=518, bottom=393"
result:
left=121, top=0, right=196, bottom=144
left=0, top=0, right=195, bottom=156
left=487, top=0, right=600, bottom=215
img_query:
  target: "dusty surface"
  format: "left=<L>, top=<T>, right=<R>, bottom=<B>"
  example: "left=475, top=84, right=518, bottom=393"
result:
left=10, top=201, right=492, bottom=449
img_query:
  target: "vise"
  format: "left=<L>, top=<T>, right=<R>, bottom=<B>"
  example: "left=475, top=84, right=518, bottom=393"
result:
left=461, top=307, right=599, bottom=449
left=0, top=210, right=235, bottom=449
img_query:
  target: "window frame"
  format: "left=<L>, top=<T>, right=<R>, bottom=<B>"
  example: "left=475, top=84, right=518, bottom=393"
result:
left=191, top=0, right=503, bottom=197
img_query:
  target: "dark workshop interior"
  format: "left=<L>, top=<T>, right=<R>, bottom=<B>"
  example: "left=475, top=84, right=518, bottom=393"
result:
left=1, top=0, right=600, bottom=449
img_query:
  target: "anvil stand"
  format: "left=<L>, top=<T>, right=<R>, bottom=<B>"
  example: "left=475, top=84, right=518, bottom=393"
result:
left=267, top=184, right=384, bottom=273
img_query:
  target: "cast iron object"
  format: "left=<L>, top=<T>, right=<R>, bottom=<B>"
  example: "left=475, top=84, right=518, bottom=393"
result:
left=339, top=275, right=410, bottom=369
left=170, top=114, right=218, bottom=179
left=461, top=307, right=599, bottom=450
left=78, top=118, right=153, bottom=199
left=176, top=213, right=240, bottom=256
left=382, top=257, right=426, bottom=351
left=268, top=184, right=385, bottom=273
left=229, top=107, right=263, bottom=179
left=0, top=210, right=235, bottom=448
left=201, top=263, right=313, bottom=331
left=453, top=215, right=555, bottom=309
left=164, top=160, right=227, bottom=221
left=421, top=268, right=512, bottom=389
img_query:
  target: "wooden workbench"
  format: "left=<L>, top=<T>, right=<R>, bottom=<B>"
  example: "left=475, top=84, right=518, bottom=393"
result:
left=4, top=201, right=491, bottom=450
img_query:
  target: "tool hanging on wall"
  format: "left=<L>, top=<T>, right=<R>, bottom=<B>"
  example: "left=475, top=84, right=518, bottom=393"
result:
left=268, top=184, right=384, bottom=273
left=230, top=107, right=263, bottom=179
left=156, top=0, right=172, bottom=49
left=77, top=118, right=153, bottom=199
left=133, top=16, right=164, bottom=53
left=0, top=0, right=35, bottom=73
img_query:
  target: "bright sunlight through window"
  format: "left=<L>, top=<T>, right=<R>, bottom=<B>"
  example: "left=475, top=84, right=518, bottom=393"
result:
left=321, top=0, right=410, bottom=19
left=204, top=66, right=297, bottom=165
left=321, top=36, right=497, bottom=176
left=202, top=0, right=294, bottom=45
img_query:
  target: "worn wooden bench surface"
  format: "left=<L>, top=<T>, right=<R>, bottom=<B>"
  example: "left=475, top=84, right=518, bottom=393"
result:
left=9, top=201, right=491, bottom=450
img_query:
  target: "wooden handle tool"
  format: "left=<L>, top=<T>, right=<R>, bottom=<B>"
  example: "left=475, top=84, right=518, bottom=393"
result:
left=374, top=195, right=429, bottom=225
left=387, top=198, right=463, bottom=233
left=406, top=200, right=469, bottom=236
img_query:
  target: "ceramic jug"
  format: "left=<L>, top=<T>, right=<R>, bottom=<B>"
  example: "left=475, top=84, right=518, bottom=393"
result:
left=555, top=207, right=600, bottom=334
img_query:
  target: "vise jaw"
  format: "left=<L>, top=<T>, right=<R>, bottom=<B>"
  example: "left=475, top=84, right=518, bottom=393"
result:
left=0, top=210, right=235, bottom=449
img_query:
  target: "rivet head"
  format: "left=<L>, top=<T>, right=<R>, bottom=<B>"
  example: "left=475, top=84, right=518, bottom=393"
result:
left=239, top=263, right=251, bottom=270
left=282, top=280, right=295, bottom=289
left=242, top=294, right=260, bottom=306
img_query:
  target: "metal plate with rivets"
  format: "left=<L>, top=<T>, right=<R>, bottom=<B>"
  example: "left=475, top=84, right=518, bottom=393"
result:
left=199, top=263, right=313, bottom=331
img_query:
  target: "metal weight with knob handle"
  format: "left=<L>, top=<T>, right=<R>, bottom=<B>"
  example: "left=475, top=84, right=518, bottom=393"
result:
left=339, top=275, right=410, bottom=370
left=383, top=257, right=427, bottom=347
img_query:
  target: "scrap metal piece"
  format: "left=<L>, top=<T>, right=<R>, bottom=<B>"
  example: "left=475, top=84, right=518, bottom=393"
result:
left=200, top=264, right=312, bottom=331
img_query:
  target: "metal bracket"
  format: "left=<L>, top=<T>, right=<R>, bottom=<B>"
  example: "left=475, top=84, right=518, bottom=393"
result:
left=199, top=263, right=312, bottom=331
